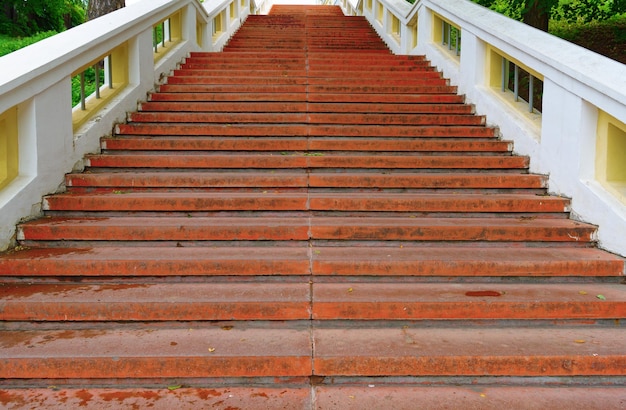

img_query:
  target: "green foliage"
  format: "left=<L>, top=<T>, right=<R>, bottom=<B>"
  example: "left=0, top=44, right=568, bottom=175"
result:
left=472, top=0, right=626, bottom=23
left=553, top=0, right=626, bottom=23
left=0, top=31, right=57, bottom=57
left=0, top=0, right=86, bottom=37
left=474, top=0, right=526, bottom=19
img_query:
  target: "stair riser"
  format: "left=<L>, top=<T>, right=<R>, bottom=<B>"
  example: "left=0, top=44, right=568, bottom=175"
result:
left=1, top=357, right=311, bottom=379
left=115, top=124, right=495, bottom=137
left=313, top=357, right=626, bottom=377
left=102, top=138, right=507, bottom=152
left=312, top=302, right=625, bottom=320
left=66, top=174, right=545, bottom=189
left=150, top=93, right=464, bottom=104
left=42, top=196, right=568, bottom=213
left=19, top=223, right=593, bottom=242
left=102, top=137, right=309, bottom=151
left=138, top=102, right=472, bottom=115
left=84, top=155, right=527, bottom=170
left=127, top=113, right=483, bottom=126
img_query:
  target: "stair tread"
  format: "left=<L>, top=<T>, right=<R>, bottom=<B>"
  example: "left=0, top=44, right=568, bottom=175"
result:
left=0, top=246, right=311, bottom=276
left=311, top=246, right=624, bottom=276
left=67, top=171, right=542, bottom=188
left=101, top=137, right=509, bottom=152
left=1, top=325, right=624, bottom=378
left=18, top=216, right=595, bottom=242
left=313, top=326, right=626, bottom=376
left=312, top=282, right=626, bottom=319
left=2, top=282, right=623, bottom=321
left=0, top=325, right=312, bottom=378
left=42, top=192, right=569, bottom=213
left=1, top=246, right=621, bottom=277
left=0, top=282, right=311, bottom=321
left=84, top=153, right=528, bottom=169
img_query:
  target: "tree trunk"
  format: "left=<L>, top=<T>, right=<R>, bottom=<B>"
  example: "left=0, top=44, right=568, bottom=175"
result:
left=523, top=0, right=549, bottom=32
left=87, top=0, right=125, bottom=21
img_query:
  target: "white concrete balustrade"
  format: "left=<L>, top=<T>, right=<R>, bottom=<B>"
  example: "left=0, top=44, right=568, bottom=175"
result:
left=0, top=0, right=249, bottom=251
left=341, top=0, right=626, bottom=257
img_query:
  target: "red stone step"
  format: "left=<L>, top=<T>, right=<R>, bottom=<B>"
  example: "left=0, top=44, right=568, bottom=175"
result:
left=306, top=138, right=508, bottom=151
left=312, top=283, right=626, bottom=320
left=313, top=326, right=626, bottom=376
left=102, top=137, right=507, bottom=152
left=165, top=76, right=307, bottom=85
left=173, top=69, right=307, bottom=77
left=19, top=217, right=310, bottom=241
left=67, top=171, right=309, bottom=188
left=149, top=91, right=308, bottom=102
left=310, top=217, right=596, bottom=242
left=311, top=246, right=624, bottom=277
left=308, top=172, right=545, bottom=188
left=157, top=84, right=307, bottom=94
left=0, top=324, right=311, bottom=379
left=0, top=247, right=310, bottom=276
left=308, top=193, right=569, bottom=213
left=101, top=136, right=309, bottom=151
left=308, top=84, right=459, bottom=94
left=43, top=192, right=309, bottom=212
left=85, top=153, right=310, bottom=169
left=42, top=192, right=567, bottom=213
left=139, top=101, right=309, bottom=113
left=0, top=282, right=311, bottom=321
left=86, top=154, right=524, bottom=170
left=113, top=124, right=494, bottom=138
left=189, top=51, right=308, bottom=59
left=306, top=76, right=448, bottom=86
left=115, top=123, right=311, bottom=137
left=306, top=93, right=464, bottom=104
left=139, top=101, right=473, bottom=115
left=19, top=216, right=591, bottom=243
left=65, top=171, right=542, bottom=189
left=127, top=112, right=485, bottom=126
left=304, top=155, right=526, bottom=169
left=167, top=73, right=307, bottom=85
left=308, top=124, right=494, bottom=138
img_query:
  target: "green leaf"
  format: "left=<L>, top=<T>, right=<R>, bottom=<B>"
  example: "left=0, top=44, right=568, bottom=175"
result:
left=596, top=294, right=606, bottom=300
left=167, top=385, right=182, bottom=391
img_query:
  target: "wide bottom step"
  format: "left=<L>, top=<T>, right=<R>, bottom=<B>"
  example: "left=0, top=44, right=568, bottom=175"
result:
left=1, top=384, right=625, bottom=409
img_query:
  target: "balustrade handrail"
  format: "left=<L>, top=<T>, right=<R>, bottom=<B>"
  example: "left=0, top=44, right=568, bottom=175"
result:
left=0, top=0, right=249, bottom=251
left=0, top=0, right=205, bottom=114
left=344, top=0, right=626, bottom=256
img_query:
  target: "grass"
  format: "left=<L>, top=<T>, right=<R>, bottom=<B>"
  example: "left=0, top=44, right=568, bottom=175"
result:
left=0, top=31, right=57, bottom=57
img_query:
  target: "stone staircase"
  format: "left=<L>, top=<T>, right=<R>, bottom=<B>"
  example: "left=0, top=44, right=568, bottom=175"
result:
left=0, top=5, right=625, bottom=408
